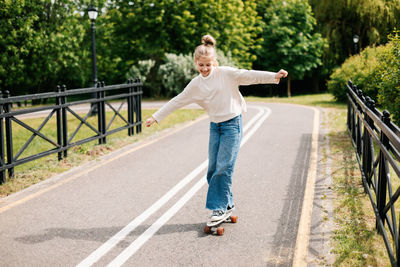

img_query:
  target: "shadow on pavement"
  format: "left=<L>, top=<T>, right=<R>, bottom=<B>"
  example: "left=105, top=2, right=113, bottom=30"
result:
left=15, top=222, right=208, bottom=246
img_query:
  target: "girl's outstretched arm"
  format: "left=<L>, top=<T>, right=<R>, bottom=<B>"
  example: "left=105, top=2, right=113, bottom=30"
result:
left=145, top=116, right=157, bottom=127
left=275, top=69, right=288, bottom=83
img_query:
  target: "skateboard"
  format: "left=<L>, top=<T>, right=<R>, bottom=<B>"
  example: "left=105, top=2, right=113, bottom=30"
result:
left=204, top=212, right=238, bottom=236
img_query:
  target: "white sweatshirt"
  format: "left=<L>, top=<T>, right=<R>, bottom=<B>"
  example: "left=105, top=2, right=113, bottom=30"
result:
left=152, top=66, right=278, bottom=123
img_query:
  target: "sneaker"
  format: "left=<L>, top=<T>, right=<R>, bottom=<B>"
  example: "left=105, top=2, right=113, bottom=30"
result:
left=227, top=205, right=235, bottom=212
left=209, top=210, right=226, bottom=222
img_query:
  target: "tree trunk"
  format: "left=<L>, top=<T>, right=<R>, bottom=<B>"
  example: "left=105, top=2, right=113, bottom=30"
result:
left=312, top=75, right=319, bottom=93
left=287, top=75, right=291, bottom=98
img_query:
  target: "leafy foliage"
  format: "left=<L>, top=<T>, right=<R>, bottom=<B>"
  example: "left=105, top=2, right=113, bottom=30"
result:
left=377, top=30, right=400, bottom=123
left=0, top=0, right=40, bottom=94
left=255, top=0, right=326, bottom=95
left=126, top=50, right=238, bottom=97
left=2, top=0, right=398, bottom=100
left=158, top=53, right=197, bottom=97
left=105, top=0, right=261, bottom=71
left=126, top=59, right=155, bottom=85
left=309, top=0, right=400, bottom=73
left=327, top=45, right=389, bottom=102
left=328, top=29, right=400, bottom=123
left=0, top=1, right=89, bottom=95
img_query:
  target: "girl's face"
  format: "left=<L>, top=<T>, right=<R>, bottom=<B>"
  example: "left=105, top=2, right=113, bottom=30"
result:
left=196, top=57, right=214, bottom=77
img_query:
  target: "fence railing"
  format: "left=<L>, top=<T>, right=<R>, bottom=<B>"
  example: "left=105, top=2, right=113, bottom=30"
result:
left=347, top=80, right=400, bottom=266
left=0, top=79, right=142, bottom=184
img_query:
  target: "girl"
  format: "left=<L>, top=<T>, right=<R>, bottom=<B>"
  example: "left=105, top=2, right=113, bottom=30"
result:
left=146, top=35, right=288, bottom=223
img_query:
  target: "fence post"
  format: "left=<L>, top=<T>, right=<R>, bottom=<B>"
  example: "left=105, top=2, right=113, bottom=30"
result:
left=356, top=89, right=363, bottom=156
left=347, top=81, right=353, bottom=132
left=101, top=81, right=106, bottom=144
left=134, top=78, right=139, bottom=134
left=56, top=85, right=63, bottom=160
left=96, top=82, right=102, bottom=144
left=61, top=85, right=68, bottom=157
left=96, top=82, right=106, bottom=144
left=347, top=99, right=351, bottom=132
left=0, top=91, right=5, bottom=184
left=135, top=78, right=142, bottom=134
left=362, top=97, right=374, bottom=187
left=139, top=78, right=142, bottom=133
left=376, top=110, right=391, bottom=232
left=4, top=91, right=13, bottom=177
left=350, top=85, right=357, bottom=143
left=127, top=79, right=134, bottom=136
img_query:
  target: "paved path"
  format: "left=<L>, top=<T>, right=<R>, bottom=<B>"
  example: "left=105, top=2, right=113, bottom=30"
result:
left=0, top=103, right=333, bottom=266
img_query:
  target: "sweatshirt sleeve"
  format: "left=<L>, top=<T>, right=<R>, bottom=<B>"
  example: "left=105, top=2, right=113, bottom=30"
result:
left=231, top=68, right=278, bottom=85
left=152, top=80, right=196, bottom=123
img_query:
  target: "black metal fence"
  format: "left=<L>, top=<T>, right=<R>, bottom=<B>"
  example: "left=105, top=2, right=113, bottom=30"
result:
left=347, top=80, right=400, bottom=266
left=0, top=79, right=142, bottom=184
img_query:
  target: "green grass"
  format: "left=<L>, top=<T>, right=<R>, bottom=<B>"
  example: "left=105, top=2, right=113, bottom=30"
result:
left=324, top=109, right=379, bottom=266
left=245, top=93, right=347, bottom=108
left=322, top=109, right=391, bottom=266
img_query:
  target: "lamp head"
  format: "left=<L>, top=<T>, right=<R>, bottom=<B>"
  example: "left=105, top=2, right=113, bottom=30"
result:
left=87, top=5, right=98, bottom=21
left=353, top=34, right=359, bottom=44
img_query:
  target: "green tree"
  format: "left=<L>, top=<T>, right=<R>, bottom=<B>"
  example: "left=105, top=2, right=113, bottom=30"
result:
left=255, top=0, right=326, bottom=97
left=105, top=0, right=261, bottom=81
left=0, top=0, right=39, bottom=94
left=0, top=0, right=89, bottom=95
left=309, top=0, right=400, bottom=74
left=186, top=0, right=262, bottom=69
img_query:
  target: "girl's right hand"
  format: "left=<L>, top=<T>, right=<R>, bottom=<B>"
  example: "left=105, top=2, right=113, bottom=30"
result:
left=145, top=116, right=157, bottom=127
left=275, top=69, right=288, bottom=83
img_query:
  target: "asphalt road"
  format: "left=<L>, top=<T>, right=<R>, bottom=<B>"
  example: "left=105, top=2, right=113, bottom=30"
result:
left=0, top=103, right=327, bottom=266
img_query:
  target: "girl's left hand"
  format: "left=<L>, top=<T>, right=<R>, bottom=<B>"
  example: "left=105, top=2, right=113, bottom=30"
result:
left=275, top=69, right=288, bottom=83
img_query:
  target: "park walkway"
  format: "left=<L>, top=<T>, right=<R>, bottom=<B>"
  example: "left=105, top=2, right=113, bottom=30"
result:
left=0, top=102, right=334, bottom=266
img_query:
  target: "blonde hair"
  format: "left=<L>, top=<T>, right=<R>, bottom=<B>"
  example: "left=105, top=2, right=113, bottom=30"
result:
left=194, top=35, right=218, bottom=66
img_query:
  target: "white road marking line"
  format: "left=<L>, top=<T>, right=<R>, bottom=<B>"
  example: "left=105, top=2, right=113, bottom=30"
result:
left=292, top=107, right=320, bottom=266
left=77, top=106, right=265, bottom=266
left=107, top=107, right=271, bottom=267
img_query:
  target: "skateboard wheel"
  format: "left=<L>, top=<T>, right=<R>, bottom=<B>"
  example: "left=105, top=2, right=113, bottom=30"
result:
left=204, top=226, right=212, bottom=234
left=230, top=216, right=238, bottom=223
left=217, top=227, right=224, bottom=236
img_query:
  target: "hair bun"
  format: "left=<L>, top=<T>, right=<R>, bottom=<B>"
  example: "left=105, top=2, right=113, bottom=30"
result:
left=201, top=35, right=216, bottom=47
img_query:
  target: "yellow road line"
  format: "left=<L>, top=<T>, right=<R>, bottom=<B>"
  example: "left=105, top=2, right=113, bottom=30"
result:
left=292, top=107, right=320, bottom=266
left=0, top=116, right=207, bottom=214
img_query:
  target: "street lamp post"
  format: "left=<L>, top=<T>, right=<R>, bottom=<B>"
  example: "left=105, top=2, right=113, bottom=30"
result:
left=353, top=34, right=359, bottom=54
left=88, top=5, right=98, bottom=115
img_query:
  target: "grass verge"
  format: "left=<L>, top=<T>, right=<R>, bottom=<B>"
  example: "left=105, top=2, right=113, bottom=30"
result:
left=324, top=108, right=390, bottom=266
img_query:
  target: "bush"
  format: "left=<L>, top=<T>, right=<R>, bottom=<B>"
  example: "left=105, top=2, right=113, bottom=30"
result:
left=216, top=50, right=238, bottom=68
left=157, top=50, right=238, bottom=97
left=377, top=30, right=400, bottom=123
left=158, top=53, right=197, bottom=97
left=125, top=59, right=155, bottom=84
left=126, top=51, right=238, bottom=98
left=327, top=45, right=390, bottom=102
left=125, top=59, right=159, bottom=96
left=327, top=29, right=400, bottom=124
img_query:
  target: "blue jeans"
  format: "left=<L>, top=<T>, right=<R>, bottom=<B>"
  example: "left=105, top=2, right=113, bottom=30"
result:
left=206, top=115, right=243, bottom=211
